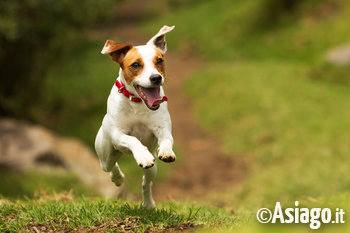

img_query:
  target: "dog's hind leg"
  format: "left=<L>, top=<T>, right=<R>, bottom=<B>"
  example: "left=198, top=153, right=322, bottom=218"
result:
left=110, top=163, right=125, bottom=186
left=95, top=126, right=121, bottom=171
left=142, top=161, right=157, bottom=209
left=95, top=129, right=124, bottom=186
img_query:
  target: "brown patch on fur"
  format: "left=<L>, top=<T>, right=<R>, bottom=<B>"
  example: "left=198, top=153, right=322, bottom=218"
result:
left=101, top=40, right=132, bottom=64
left=120, top=47, right=144, bottom=84
left=153, top=49, right=165, bottom=77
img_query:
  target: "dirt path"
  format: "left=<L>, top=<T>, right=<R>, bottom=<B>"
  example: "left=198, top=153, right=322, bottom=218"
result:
left=90, top=1, right=247, bottom=201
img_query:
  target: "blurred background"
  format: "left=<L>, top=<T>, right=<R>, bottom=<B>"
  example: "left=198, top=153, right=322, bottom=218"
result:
left=1, top=0, right=350, bottom=229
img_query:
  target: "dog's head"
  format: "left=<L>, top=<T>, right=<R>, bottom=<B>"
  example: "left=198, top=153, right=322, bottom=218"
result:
left=101, top=25, right=175, bottom=110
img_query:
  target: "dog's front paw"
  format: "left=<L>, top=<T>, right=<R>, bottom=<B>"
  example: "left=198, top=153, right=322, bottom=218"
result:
left=135, top=148, right=155, bottom=169
left=138, top=161, right=155, bottom=169
left=158, top=148, right=176, bottom=163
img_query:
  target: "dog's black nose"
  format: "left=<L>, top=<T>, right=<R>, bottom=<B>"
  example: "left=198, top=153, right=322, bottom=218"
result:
left=150, top=74, right=162, bottom=85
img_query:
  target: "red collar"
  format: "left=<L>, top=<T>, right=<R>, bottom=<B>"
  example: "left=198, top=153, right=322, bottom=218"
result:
left=115, top=80, right=142, bottom=103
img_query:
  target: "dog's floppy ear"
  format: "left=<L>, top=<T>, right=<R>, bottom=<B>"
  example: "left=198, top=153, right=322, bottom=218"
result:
left=147, top=25, right=175, bottom=53
left=101, top=40, right=132, bottom=64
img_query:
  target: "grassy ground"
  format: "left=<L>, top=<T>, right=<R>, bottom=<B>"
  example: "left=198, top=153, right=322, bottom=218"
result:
left=0, top=194, right=237, bottom=232
left=1, top=192, right=349, bottom=232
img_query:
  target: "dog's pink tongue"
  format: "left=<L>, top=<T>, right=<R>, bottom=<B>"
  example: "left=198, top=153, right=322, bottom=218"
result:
left=142, top=87, right=164, bottom=106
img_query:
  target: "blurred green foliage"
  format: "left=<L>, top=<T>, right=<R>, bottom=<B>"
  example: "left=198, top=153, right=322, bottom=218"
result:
left=146, top=0, right=350, bottom=202
left=310, top=63, right=350, bottom=85
left=186, top=61, right=350, bottom=207
left=0, top=169, right=97, bottom=199
left=0, top=0, right=120, bottom=118
left=144, top=0, right=347, bottom=61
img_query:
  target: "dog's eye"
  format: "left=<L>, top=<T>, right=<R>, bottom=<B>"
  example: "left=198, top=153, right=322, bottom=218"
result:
left=156, top=58, right=163, bottom=66
left=131, top=62, right=142, bottom=69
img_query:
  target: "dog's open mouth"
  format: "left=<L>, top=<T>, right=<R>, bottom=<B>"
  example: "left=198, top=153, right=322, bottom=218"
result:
left=134, top=85, right=167, bottom=110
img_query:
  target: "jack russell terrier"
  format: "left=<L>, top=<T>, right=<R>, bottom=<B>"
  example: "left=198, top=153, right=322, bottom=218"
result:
left=95, top=25, right=176, bottom=209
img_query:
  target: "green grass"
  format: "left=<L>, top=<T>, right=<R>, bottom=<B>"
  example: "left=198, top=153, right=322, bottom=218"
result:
left=0, top=197, right=237, bottom=232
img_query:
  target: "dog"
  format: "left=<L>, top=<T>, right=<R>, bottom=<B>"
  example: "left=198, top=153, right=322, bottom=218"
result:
left=95, top=25, right=176, bottom=209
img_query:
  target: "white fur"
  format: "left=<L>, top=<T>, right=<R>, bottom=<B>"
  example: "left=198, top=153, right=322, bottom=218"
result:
left=95, top=26, right=175, bottom=210
left=128, top=45, right=164, bottom=89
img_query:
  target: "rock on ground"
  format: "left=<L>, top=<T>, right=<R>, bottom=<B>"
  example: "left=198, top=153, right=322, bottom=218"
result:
left=0, top=118, right=121, bottom=198
left=327, top=42, right=350, bottom=66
